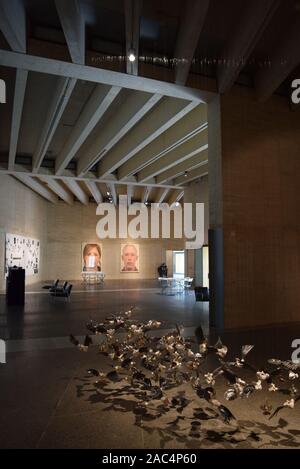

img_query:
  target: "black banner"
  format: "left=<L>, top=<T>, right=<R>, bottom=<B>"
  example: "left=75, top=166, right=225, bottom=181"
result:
left=1, top=449, right=298, bottom=466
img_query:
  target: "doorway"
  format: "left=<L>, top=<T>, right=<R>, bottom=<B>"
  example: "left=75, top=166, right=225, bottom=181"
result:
left=173, top=251, right=185, bottom=279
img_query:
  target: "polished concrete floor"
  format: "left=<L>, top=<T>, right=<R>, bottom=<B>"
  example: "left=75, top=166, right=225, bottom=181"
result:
left=0, top=280, right=300, bottom=449
left=0, top=279, right=209, bottom=341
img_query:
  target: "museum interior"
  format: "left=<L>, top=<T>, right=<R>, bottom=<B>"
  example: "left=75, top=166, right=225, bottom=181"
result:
left=1, top=0, right=300, bottom=451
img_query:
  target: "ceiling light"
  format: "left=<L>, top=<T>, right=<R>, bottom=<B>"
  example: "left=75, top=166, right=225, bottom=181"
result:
left=175, top=201, right=180, bottom=207
left=106, top=191, right=110, bottom=196
left=128, top=49, right=136, bottom=62
left=184, top=171, right=188, bottom=177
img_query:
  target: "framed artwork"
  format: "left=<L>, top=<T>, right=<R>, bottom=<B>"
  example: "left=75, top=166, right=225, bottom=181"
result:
left=5, top=233, right=40, bottom=276
left=82, top=243, right=102, bottom=272
left=120, top=243, right=139, bottom=272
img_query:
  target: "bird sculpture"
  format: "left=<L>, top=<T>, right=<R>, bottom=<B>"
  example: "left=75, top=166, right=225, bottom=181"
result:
left=70, top=308, right=300, bottom=445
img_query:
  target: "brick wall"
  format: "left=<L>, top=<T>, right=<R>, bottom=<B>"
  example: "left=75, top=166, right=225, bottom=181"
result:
left=221, top=87, right=300, bottom=328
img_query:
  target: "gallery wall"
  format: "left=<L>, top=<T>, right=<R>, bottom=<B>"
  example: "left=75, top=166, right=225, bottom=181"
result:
left=0, top=175, right=209, bottom=286
left=0, top=174, right=48, bottom=291
left=46, top=202, right=184, bottom=280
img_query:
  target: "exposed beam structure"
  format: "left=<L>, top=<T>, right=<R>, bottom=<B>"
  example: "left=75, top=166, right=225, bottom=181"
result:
left=155, top=187, right=170, bottom=204
left=32, top=77, right=77, bottom=173
left=55, top=84, right=121, bottom=175
left=107, top=183, right=117, bottom=205
left=0, top=0, right=26, bottom=53
left=97, top=184, right=107, bottom=200
left=174, top=0, right=210, bottom=85
left=98, top=98, right=198, bottom=178
left=175, top=164, right=208, bottom=186
left=24, top=34, right=214, bottom=96
left=137, top=129, right=208, bottom=182
left=122, top=175, right=137, bottom=184
left=77, top=91, right=161, bottom=176
left=157, top=148, right=208, bottom=184
left=255, top=17, right=300, bottom=101
left=54, top=0, right=85, bottom=65
left=8, top=69, right=28, bottom=170
left=39, top=176, right=74, bottom=205
left=168, top=189, right=184, bottom=206
left=218, top=0, right=279, bottom=93
left=118, top=104, right=207, bottom=180
left=14, top=174, right=58, bottom=203
left=63, top=179, right=89, bottom=205
left=84, top=180, right=103, bottom=204
left=124, top=0, right=141, bottom=76
left=0, top=167, right=181, bottom=190
left=142, top=186, right=152, bottom=204
left=0, top=50, right=212, bottom=103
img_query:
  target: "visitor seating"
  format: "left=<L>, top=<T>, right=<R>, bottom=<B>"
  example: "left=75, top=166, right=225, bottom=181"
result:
left=168, top=279, right=178, bottom=295
left=44, top=279, right=59, bottom=291
left=52, top=281, right=68, bottom=293
left=159, top=278, right=177, bottom=295
left=184, top=277, right=194, bottom=293
left=160, top=278, right=169, bottom=295
left=176, top=279, right=185, bottom=294
left=50, top=282, right=73, bottom=300
left=159, top=277, right=194, bottom=295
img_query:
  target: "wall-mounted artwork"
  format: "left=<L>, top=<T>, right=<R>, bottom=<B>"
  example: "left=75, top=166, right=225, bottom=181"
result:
left=82, top=243, right=102, bottom=272
left=5, top=233, right=40, bottom=276
left=120, top=243, right=139, bottom=272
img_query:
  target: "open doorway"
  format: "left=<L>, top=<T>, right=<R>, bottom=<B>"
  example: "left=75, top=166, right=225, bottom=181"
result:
left=173, top=250, right=185, bottom=279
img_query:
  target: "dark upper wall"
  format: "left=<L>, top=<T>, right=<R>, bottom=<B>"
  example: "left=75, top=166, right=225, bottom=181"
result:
left=220, top=86, right=300, bottom=328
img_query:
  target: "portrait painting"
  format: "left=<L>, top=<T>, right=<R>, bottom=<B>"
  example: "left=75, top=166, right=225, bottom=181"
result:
left=82, top=243, right=102, bottom=272
left=120, top=243, right=139, bottom=273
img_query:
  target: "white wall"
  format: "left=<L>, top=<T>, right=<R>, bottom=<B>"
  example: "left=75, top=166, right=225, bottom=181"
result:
left=0, top=174, right=48, bottom=291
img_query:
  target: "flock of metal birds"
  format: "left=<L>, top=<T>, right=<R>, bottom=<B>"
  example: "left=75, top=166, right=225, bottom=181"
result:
left=70, top=307, right=300, bottom=429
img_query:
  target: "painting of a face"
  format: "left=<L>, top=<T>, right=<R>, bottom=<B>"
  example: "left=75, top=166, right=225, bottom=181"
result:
left=121, top=244, right=139, bottom=272
left=82, top=243, right=102, bottom=272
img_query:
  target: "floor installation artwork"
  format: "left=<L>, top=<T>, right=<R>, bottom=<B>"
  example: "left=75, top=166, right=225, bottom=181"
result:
left=1, top=287, right=299, bottom=450
left=68, top=309, right=300, bottom=449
